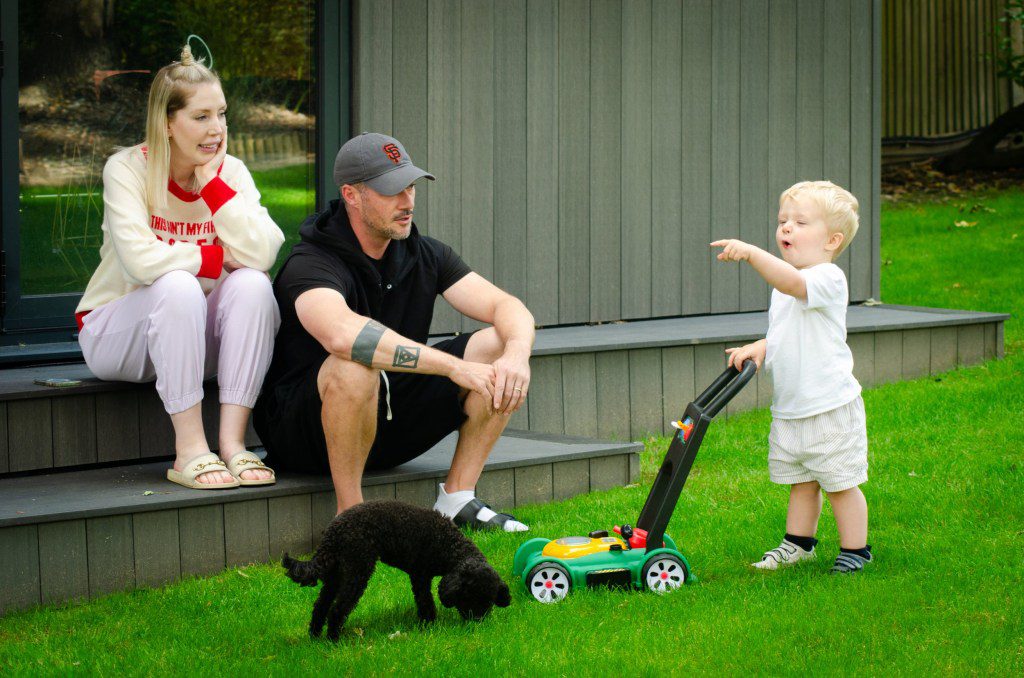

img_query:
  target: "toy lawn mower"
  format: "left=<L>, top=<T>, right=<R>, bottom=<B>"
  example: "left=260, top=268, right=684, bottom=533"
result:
left=512, top=361, right=756, bottom=603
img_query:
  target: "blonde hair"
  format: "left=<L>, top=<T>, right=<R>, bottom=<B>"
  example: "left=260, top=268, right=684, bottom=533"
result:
left=144, top=43, right=221, bottom=209
left=780, top=181, right=860, bottom=258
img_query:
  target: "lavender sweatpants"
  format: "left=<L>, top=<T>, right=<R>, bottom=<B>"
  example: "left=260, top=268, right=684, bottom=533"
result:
left=79, top=268, right=280, bottom=414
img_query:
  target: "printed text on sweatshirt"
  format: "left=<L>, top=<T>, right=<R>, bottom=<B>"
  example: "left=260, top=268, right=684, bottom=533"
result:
left=76, top=145, right=285, bottom=326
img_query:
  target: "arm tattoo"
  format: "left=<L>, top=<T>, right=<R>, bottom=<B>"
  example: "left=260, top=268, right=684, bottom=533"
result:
left=351, top=319, right=387, bottom=366
left=392, top=345, right=421, bottom=369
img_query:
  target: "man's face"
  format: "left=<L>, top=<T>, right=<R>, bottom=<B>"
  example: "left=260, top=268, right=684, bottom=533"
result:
left=355, top=183, right=416, bottom=241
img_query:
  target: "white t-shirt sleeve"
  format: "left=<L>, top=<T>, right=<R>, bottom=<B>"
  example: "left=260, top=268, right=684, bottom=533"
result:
left=803, top=263, right=848, bottom=310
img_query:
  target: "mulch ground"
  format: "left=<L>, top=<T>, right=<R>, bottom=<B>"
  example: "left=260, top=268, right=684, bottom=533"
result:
left=881, top=159, right=1024, bottom=203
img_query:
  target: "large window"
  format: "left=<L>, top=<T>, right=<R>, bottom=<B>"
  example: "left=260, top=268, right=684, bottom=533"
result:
left=1, top=0, right=321, bottom=337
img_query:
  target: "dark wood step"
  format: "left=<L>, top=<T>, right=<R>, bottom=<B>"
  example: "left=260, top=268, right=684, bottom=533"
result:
left=0, top=304, right=1008, bottom=476
left=529, top=303, right=1008, bottom=355
left=0, top=429, right=641, bottom=614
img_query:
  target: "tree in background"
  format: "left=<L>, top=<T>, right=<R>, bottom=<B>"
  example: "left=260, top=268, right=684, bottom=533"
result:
left=112, top=0, right=313, bottom=113
left=941, top=0, right=1024, bottom=172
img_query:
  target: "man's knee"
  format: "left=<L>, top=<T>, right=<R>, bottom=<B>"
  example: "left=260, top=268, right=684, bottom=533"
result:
left=462, top=389, right=509, bottom=426
left=463, top=327, right=504, bottom=364
left=317, top=355, right=378, bottom=405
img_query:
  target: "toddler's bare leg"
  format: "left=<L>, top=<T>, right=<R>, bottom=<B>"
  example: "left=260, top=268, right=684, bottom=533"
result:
left=785, top=481, right=823, bottom=537
left=826, top=486, right=868, bottom=549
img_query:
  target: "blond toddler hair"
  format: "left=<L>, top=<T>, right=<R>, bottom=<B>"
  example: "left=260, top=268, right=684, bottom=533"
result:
left=780, top=181, right=859, bottom=258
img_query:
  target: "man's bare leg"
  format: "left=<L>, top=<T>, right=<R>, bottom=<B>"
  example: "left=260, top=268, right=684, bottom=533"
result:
left=444, top=389, right=510, bottom=492
left=318, top=355, right=379, bottom=514
left=436, top=329, right=528, bottom=531
left=444, top=328, right=508, bottom=492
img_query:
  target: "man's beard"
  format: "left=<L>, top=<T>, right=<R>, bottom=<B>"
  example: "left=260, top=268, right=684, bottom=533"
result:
left=362, top=205, right=412, bottom=240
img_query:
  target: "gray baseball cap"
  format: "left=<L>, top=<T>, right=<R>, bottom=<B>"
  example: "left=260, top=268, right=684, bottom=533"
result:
left=332, top=132, right=435, bottom=195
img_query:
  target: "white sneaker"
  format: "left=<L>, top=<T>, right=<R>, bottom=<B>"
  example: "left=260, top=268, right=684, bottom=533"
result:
left=751, top=539, right=816, bottom=570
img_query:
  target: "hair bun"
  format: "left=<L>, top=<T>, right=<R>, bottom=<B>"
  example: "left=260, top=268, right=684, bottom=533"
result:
left=180, top=44, right=195, bottom=66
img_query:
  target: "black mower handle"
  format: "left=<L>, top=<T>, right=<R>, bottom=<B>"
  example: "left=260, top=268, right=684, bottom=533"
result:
left=635, top=360, right=756, bottom=553
left=694, top=361, right=757, bottom=419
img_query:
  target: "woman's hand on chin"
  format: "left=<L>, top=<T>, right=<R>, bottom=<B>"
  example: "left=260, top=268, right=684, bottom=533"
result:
left=195, top=130, right=228, bottom=188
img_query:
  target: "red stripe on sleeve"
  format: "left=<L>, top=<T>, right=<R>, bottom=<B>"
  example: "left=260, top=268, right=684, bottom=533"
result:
left=198, top=245, right=224, bottom=279
left=199, top=176, right=237, bottom=215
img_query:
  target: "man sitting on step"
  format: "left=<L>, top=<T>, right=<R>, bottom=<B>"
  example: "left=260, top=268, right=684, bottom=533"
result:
left=254, top=133, right=533, bottom=531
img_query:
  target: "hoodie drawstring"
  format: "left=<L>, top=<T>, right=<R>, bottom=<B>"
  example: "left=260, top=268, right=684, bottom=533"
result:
left=380, top=371, right=393, bottom=421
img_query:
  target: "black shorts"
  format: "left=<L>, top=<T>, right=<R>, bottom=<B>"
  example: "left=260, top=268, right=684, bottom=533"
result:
left=255, top=333, right=473, bottom=474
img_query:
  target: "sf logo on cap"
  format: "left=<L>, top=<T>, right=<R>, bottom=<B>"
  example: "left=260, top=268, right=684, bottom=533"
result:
left=383, top=143, right=402, bottom=164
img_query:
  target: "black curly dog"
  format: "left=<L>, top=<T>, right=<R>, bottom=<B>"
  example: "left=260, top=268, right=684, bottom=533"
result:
left=283, top=499, right=511, bottom=640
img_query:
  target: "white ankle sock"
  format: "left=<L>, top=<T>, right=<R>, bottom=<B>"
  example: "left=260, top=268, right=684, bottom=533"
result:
left=434, top=484, right=479, bottom=518
left=433, top=483, right=529, bottom=532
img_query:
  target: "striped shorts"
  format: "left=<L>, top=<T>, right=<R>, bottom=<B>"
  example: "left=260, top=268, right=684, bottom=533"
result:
left=768, top=396, right=868, bottom=492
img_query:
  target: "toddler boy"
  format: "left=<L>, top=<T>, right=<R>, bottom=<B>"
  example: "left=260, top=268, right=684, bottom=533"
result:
left=711, top=180, right=871, bottom=574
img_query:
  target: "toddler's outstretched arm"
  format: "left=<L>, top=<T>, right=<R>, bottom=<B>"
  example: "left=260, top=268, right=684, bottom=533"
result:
left=710, top=239, right=806, bottom=299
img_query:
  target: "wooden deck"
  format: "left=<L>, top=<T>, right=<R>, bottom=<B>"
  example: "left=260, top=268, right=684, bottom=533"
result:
left=0, top=303, right=1008, bottom=614
left=0, top=303, right=1007, bottom=476
left=0, top=431, right=640, bottom=614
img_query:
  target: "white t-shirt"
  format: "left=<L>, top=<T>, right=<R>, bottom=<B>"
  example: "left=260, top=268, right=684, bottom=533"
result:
left=764, top=263, right=862, bottom=419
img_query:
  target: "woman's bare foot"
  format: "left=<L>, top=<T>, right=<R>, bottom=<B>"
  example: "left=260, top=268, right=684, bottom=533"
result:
left=174, top=444, right=235, bottom=485
left=219, top=442, right=273, bottom=482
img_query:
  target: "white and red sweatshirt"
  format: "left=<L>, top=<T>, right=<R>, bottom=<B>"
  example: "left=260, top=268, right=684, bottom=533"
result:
left=75, top=145, right=286, bottom=328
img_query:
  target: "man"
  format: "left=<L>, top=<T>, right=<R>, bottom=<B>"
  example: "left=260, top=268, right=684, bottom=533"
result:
left=254, top=132, right=534, bottom=532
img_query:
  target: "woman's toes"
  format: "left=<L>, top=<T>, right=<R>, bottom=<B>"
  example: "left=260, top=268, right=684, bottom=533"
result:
left=241, top=468, right=271, bottom=481
left=198, top=470, right=233, bottom=485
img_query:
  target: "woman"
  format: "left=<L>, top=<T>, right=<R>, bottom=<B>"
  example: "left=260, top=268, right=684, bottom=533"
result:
left=76, top=44, right=284, bottom=489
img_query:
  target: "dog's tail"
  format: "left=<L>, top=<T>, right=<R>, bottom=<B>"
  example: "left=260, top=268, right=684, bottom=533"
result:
left=282, top=552, right=320, bottom=587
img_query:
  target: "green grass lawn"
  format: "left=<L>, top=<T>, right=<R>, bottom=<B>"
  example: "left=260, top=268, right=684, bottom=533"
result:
left=1, top=190, right=1022, bottom=674
left=879, top=190, right=1024, bottom=351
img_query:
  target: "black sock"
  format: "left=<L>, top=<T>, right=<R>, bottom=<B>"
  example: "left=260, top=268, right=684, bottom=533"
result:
left=840, top=545, right=872, bottom=559
left=785, top=533, right=818, bottom=551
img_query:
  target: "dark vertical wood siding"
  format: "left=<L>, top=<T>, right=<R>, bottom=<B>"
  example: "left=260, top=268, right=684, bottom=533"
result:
left=882, top=0, right=1017, bottom=139
left=353, top=0, right=880, bottom=331
left=590, top=0, right=623, bottom=322
left=651, top=0, right=683, bottom=316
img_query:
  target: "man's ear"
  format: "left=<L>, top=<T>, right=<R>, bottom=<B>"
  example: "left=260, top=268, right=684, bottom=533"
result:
left=437, top=573, right=460, bottom=608
left=340, top=183, right=360, bottom=209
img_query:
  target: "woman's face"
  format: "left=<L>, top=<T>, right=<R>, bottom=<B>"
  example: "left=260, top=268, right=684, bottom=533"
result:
left=166, top=82, right=227, bottom=173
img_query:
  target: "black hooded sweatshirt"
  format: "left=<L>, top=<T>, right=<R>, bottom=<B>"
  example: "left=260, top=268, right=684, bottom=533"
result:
left=259, top=199, right=471, bottom=400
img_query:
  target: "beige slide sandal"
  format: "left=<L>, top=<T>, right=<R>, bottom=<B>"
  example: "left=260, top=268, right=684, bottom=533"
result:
left=225, top=450, right=277, bottom=486
left=166, top=453, right=240, bottom=490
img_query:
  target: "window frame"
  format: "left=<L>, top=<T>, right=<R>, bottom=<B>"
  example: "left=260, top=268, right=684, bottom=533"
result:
left=0, top=0, right=350, bottom=344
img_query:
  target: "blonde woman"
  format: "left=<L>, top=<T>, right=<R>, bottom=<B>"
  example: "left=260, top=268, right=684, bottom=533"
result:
left=76, top=44, right=284, bottom=489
